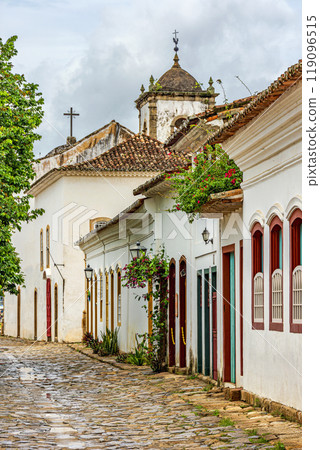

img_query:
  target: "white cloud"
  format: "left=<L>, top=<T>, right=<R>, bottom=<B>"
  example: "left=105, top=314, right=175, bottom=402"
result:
left=0, top=0, right=301, bottom=156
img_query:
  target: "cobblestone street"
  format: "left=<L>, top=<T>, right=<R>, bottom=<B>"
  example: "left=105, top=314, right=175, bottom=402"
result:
left=0, top=338, right=301, bottom=449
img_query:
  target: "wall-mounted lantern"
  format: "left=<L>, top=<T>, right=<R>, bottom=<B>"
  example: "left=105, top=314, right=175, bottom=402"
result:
left=129, top=241, right=147, bottom=259
left=84, top=264, right=93, bottom=280
left=202, top=227, right=213, bottom=245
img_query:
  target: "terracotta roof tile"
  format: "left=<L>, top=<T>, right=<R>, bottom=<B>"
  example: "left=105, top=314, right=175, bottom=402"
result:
left=59, top=134, right=190, bottom=173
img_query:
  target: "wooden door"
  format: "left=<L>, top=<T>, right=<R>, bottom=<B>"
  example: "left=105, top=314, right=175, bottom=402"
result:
left=222, top=245, right=236, bottom=383
left=197, top=271, right=203, bottom=373
left=17, top=288, right=21, bottom=338
left=240, top=241, right=243, bottom=376
left=94, top=275, right=97, bottom=338
left=110, top=271, right=114, bottom=331
left=54, top=284, right=58, bottom=341
left=34, top=289, right=37, bottom=340
left=179, top=258, right=187, bottom=368
left=169, top=261, right=176, bottom=367
left=204, top=270, right=210, bottom=376
left=90, top=278, right=93, bottom=334
left=105, top=273, right=109, bottom=331
left=211, top=268, right=218, bottom=380
left=86, top=279, right=89, bottom=333
left=46, top=279, right=52, bottom=341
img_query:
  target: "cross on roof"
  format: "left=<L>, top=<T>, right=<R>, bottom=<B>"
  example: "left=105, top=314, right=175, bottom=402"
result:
left=173, top=29, right=179, bottom=53
left=63, top=107, right=79, bottom=137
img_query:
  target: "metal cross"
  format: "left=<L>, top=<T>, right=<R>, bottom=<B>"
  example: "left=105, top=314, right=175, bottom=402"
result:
left=63, top=107, right=79, bottom=137
left=173, top=29, right=179, bottom=53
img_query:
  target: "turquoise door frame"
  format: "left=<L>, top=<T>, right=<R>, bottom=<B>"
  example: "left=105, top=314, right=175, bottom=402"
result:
left=197, top=270, right=203, bottom=373
left=204, top=269, right=210, bottom=376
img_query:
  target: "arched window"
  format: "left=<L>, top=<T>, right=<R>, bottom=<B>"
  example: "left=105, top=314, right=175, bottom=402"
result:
left=289, top=209, right=302, bottom=333
left=40, top=229, right=44, bottom=271
left=269, top=216, right=283, bottom=331
left=117, top=268, right=121, bottom=326
left=251, top=222, right=264, bottom=329
left=46, top=225, right=50, bottom=268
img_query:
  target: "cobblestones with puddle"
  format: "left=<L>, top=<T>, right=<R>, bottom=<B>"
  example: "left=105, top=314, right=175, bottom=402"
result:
left=0, top=338, right=301, bottom=449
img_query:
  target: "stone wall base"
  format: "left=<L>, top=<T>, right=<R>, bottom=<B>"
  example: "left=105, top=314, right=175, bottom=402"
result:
left=224, top=387, right=302, bottom=424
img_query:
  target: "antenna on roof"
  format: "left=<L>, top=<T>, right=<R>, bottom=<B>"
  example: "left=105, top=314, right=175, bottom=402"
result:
left=235, top=75, right=252, bottom=96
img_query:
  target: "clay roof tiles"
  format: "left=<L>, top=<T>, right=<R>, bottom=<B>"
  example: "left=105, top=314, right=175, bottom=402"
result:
left=59, top=133, right=190, bottom=173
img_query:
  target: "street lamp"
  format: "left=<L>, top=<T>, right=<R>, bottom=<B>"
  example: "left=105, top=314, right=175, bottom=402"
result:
left=202, top=227, right=213, bottom=245
left=129, top=241, right=147, bottom=259
left=84, top=264, right=93, bottom=280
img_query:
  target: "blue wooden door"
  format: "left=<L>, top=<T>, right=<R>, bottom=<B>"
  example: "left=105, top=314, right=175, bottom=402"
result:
left=204, top=269, right=210, bottom=376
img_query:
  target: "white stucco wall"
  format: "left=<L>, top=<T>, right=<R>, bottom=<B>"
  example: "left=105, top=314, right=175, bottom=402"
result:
left=156, top=99, right=207, bottom=143
left=4, top=173, right=152, bottom=343
left=222, top=82, right=302, bottom=410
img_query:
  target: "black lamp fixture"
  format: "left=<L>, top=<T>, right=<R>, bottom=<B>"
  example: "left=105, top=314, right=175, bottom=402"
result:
left=202, top=227, right=213, bottom=245
left=84, top=264, right=93, bottom=280
left=129, top=241, right=147, bottom=259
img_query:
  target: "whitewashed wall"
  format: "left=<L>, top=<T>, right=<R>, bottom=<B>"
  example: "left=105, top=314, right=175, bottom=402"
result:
left=223, top=82, right=302, bottom=410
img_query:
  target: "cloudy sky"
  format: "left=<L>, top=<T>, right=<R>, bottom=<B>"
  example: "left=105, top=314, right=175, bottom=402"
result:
left=0, top=0, right=301, bottom=157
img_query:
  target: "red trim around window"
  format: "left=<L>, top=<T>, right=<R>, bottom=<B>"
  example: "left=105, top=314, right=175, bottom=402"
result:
left=289, top=208, right=302, bottom=333
left=269, top=216, right=283, bottom=332
left=251, top=222, right=264, bottom=330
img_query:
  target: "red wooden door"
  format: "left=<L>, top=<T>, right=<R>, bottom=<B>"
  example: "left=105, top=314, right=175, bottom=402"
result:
left=223, top=250, right=231, bottom=382
left=46, top=279, right=52, bottom=341
left=169, top=261, right=176, bottom=367
left=179, top=259, right=187, bottom=368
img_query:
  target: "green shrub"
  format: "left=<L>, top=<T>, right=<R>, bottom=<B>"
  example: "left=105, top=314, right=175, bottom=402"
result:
left=98, top=328, right=119, bottom=356
left=126, top=335, right=148, bottom=366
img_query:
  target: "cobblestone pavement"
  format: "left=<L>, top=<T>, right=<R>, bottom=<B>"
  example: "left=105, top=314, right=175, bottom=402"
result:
left=0, top=338, right=301, bottom=449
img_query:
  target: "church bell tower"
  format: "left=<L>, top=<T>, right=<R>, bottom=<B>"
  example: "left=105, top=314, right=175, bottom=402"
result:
left=135, top=31, right=218, bottom=143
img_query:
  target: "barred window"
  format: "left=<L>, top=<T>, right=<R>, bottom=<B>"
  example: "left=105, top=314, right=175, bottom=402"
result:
left=46, top=225, right=50, bottom=268
left=251, top=222, right=264, bottom=329
left=40, top=229, right=44, bottom=271
left=290, top=209, right=302, bottom=332
left=269, top=216, right=283, bottom=331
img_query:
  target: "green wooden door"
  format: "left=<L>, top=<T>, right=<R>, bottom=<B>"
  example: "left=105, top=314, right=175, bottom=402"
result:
left=197, top=271, right=203, bottom=373
left=204, top=269, right=210, bottom=376
left=230, top=252, right=236, bottom=383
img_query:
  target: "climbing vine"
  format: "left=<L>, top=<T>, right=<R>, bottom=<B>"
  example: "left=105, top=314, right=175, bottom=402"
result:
left=167, top=144, right=242, bottom=222
left=122, top=246, right=169, bottom=373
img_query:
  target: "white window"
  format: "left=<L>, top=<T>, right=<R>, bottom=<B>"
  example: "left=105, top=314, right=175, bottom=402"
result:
left=253, top=272, right=264, bottom=322
left=292, top=266, right=302, bottom=324
left=271, top=269, right=283, bottom=322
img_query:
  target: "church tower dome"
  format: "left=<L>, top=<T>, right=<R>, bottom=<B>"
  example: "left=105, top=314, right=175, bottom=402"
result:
left=135, top=32, right=218, bottom=142
left=157, top=54, right=202, bottom=92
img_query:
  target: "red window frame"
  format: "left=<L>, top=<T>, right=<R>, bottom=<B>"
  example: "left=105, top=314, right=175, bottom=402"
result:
left=269, top=216, right=283, bottom=332
left=289, top=208, right=302, bottom=333
left=251, top=222, right=264, bottom=330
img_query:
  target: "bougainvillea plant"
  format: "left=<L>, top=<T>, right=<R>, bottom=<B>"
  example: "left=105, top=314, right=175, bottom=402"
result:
left=167, top=144, right=242, bottom=222
left=122, top=246, right=169, bottom=372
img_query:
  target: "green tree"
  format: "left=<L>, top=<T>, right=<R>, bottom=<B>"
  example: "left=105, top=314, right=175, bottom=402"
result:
left=0, top=36, right=44, bottom=295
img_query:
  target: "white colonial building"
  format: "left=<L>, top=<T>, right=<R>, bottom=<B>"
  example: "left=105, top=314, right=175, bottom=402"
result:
left=79, top=61, right=302, bottom=411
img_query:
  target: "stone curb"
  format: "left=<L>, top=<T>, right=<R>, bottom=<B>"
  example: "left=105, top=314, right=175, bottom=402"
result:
left=67, top=343, right=152, bottom=372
